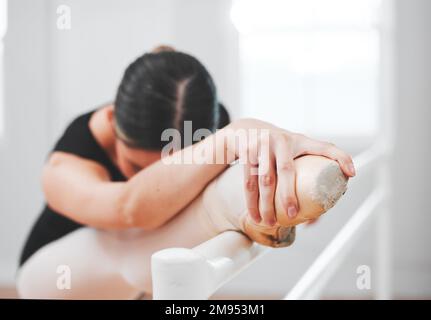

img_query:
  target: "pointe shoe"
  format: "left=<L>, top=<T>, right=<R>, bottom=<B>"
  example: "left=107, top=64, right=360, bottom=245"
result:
left=202, top=155, right=349, bottom=248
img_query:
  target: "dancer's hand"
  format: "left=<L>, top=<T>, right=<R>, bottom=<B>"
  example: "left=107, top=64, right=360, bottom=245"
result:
left=305, top=218, right=319, bottom=226
left=228, top=119, right=356, bottom=227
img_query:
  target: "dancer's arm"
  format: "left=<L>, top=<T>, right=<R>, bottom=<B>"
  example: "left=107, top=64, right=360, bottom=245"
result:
left=42, top=118, right=355, bottom=230
left=42, top=129, right=231, bottom=230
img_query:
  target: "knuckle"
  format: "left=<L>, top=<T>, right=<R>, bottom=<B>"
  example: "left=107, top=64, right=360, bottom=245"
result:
left=286, top=195, right=297, bottom=205
left=247, top=206, right=259, bottom=216
left=282, top=195, right=296, bottom=208
left=260, top=208, right=275, bottom=219
left=259, top=174, right=275, bottom=187
left=345, top=154, right=354, bottom=163
left=288, top=133, right=300, bottom=145
left=245, top=177, right=257, bottom=192
left=280, top=133, right=292, bottom=144
left=262, top=214, right=276, bottom=225
left=335, top=152, right=350, bottom=164
left=341, top=155, right=351, bottom=164
left=269, top=132, right=286, bottom=146
left=278, top=160, right=294, bottom=172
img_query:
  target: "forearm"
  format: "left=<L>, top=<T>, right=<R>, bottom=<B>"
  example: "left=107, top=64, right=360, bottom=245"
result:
left=122, top=125, right=236, bottom=229
left=122, top=118, right=282, bottom=229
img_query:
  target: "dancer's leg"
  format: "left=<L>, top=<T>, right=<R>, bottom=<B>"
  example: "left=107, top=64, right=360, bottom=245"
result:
left=17, top=227, right=139, bottom=299
left=17, top=155, right=347, bottom=299
left=202, top=155, right=348, bottom=246
left=16, top=194, right=223, bottom=299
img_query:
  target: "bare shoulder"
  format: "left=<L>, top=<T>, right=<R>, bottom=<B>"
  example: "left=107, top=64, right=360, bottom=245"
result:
left=89, top=104, right=116, bottom=155
left=45, top=151, right=111, bottom=181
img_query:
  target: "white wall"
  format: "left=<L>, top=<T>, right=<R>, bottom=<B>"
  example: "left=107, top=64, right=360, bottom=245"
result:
left=390, top=0, right=431, bottom=297
left=47, top=0, right=175, bottom=140
left=1, top=0, right=430, bottom=298
left=47, top=0, right=239, bottom=140
left=0, top=0, right=50, bottom=284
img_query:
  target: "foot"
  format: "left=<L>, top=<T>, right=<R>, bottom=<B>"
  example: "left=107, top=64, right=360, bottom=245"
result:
left=202, top=155, right=349, bottom=248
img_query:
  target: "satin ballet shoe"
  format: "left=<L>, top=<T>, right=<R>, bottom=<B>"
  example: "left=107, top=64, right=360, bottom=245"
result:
left=240, top=215, right=296, bottom=248
left=202, top=155, right=349, bottom=248
left=241, top=155, right=348, bottom=247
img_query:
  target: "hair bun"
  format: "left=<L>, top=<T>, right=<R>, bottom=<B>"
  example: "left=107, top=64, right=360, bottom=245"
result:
left=151, top=45, right=175, bottom=53
left=217, top=102, right=231, bottom=129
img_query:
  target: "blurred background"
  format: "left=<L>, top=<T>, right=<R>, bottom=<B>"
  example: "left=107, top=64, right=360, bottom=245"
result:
left=0, top=0, right=430, bottom=299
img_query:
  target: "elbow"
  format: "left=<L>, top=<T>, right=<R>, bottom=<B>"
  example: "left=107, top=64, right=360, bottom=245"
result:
left=119, top=206, right=165, bottom=231
left=116, top=185, right=166, bottom=231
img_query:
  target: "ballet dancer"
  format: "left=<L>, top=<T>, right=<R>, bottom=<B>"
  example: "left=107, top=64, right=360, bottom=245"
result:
left=17, top=46, right=355, bottom=299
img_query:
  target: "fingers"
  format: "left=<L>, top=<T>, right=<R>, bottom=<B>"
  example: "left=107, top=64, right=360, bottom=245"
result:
left=242, top=129, right=355, bottom=228
left=243, top=132, right=277, bottom=227
left=243, top=141, right=261, bottom=224
left=322, top=144, right=356, bottom=177
left=305, top=218, right=319, bottom=226
left=257, top=140, right=276, bottom=226
left=275, top=138, right=298, bottom=220
left=243, top=162, right=260, bottom=224
left=299, top=136, right=356, bottom=177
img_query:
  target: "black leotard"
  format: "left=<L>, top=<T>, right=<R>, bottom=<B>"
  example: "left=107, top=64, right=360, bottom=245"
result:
left=19, top=110, right=126, bottom=267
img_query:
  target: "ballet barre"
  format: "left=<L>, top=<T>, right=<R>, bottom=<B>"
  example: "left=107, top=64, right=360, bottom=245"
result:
left=151, top=143, right=391, bottom=300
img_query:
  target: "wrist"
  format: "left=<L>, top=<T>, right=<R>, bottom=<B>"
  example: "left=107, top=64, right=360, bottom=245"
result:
left=218, top=118, right=275, bottom=162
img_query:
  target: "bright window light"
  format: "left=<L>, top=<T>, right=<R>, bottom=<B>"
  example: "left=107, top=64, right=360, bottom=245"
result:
left=0, top=0, right=7, bottom=139
left=231, top=0, right=381, bottom=137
